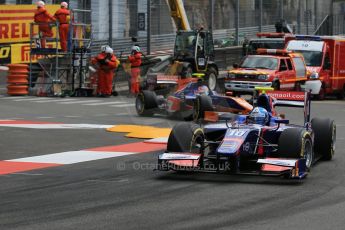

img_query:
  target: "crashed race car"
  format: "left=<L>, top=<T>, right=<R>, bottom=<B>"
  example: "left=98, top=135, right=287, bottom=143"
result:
left=158, top=89, right=336, bottom=179
left=135, top=75, right=253, bottom=121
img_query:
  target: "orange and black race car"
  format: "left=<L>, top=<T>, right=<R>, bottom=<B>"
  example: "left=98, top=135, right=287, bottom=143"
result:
left=136, top=75, right=252, bottom=121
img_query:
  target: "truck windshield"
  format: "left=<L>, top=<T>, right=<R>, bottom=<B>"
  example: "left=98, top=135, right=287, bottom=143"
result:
left=241, top=56, right=278, bottom=70
left=290, top=50, right=323, bottom=67
left=174, top=32, right=197, bottom=58
left=247, top=40, right=285, bottom=54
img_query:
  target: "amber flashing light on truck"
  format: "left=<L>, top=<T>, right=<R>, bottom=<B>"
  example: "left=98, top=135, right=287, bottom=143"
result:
left=256, top=48, right=290, bottom=55
left=256, top=32, right=289, bottom=38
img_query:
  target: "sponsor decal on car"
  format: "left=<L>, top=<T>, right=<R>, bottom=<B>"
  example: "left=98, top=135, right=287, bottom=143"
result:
left=267, top=90, right=305, bottom=101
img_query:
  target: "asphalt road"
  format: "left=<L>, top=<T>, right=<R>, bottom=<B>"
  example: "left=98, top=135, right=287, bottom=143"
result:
left=0, top=92, right=345, bottom=230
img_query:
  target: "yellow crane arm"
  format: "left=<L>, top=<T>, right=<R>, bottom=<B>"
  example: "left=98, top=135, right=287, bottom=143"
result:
left=167, top=0, right=191, bottom=30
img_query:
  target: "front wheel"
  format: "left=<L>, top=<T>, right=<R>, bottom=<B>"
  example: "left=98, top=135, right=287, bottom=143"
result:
left=278, top=128, right=313, bottom=169
left=167, top=122, right=205, bottom=153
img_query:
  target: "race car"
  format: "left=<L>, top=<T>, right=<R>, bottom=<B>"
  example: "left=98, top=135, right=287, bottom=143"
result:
left=135, top=76, right=253, bottom=121
left=157, top=89, right=336, bottom=179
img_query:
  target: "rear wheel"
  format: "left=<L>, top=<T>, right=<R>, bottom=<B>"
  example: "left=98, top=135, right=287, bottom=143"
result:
left=135, top=90, right=158, bottom=116
left=193, top=95, right=214, bottom=121
left=311, top=118, right=336, bottom=160
left=278, top=128, right=313, bottom=169
left=167, top=122, right=204, bottom=153
left=206, top=67, right=218, bottom=91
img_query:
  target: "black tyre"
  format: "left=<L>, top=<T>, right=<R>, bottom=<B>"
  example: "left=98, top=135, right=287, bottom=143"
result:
left=206, top=66, right=218, bottom=91
left=311, top=118, right=336, bottom=161
left=271, top=80, right=280, bottom=90
left=193, top=95, right=214, bottom=121
left=135, top=90, right=158, bottom=116
left=278, top=128, right=313, bottom=169
left=167, top=122, right=204, bottom=153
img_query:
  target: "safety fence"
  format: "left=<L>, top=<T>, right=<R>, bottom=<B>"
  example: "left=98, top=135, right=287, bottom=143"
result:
left=91, top=24, right=317, bottom=57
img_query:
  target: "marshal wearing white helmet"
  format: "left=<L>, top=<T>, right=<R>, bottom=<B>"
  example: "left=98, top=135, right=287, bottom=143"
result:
left=61, top=2, right=68, bottom=8
left=34, top=0, right=55, bottom=48
left=128, top=45, right=142, bottom=95
left=105, top=46, right=114, bottom=54
left=54, top=1, right=70, bottom=52
left=131, top=45, right=141, bottom=53
left=91, top=45, right=120, bottom=97
left=36, top=1, right=45, bottom=7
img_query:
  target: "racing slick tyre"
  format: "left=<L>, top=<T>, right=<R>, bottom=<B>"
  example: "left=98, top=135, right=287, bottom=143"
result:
left=311, top=118, right=336, bottom=161
left=193, top=95, right=214, bottom=121
left=278, top=128, right=313, bottom=169
left=205, top=66, right=218, bottom=91
left=167, top=122, right=205, bottom=153
left=136, top=90, right=158, bottom=116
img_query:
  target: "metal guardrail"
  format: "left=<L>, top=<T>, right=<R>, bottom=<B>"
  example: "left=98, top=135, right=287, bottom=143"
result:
left=91, top=24, right=295, bottom=56
left=92, top=24, right=316, bottom=57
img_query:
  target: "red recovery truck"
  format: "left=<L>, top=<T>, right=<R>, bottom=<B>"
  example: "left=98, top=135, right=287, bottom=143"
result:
left=225, top=49, right=308, bottom=95
left=285, top=35, right=345, bottom=99
left=244, top=32, right=288, bottom=55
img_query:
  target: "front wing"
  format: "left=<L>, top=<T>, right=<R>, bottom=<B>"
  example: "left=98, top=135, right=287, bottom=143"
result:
left=158, top=153, right=307, bottom=179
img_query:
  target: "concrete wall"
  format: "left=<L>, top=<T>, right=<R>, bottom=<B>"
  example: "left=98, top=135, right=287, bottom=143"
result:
left=91, top=0, right=109, bottom=40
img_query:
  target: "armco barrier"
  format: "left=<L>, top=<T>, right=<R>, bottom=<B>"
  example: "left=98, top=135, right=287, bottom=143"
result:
left=7, top=64, right=29, bottom=96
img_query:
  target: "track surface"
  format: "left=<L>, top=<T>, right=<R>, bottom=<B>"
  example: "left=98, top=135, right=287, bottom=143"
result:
left=0, top=95, right=345, bottom=230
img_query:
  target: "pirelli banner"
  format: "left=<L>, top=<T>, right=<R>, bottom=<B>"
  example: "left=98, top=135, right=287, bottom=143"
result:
left=0, top=4, right=60, bottom=64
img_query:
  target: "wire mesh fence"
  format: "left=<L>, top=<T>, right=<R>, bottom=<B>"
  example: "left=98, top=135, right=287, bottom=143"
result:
left=89, top=0, right=342, bottom=56
left=9, top=0, right=341, bottom=55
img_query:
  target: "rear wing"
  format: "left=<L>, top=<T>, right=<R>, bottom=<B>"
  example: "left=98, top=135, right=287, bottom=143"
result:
left=156, top=74, right=179, bottom=84
left=255, top=87, right=311, bottom=124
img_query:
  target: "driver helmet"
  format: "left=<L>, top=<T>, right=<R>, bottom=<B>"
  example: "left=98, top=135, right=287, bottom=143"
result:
left=248, top=107, right=269, bottom=125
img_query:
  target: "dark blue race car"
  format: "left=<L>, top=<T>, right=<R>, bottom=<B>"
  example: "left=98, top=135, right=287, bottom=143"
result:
left=157, top=90, right=336, bottom=179
left=136, top=77, right=253, bottom=121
